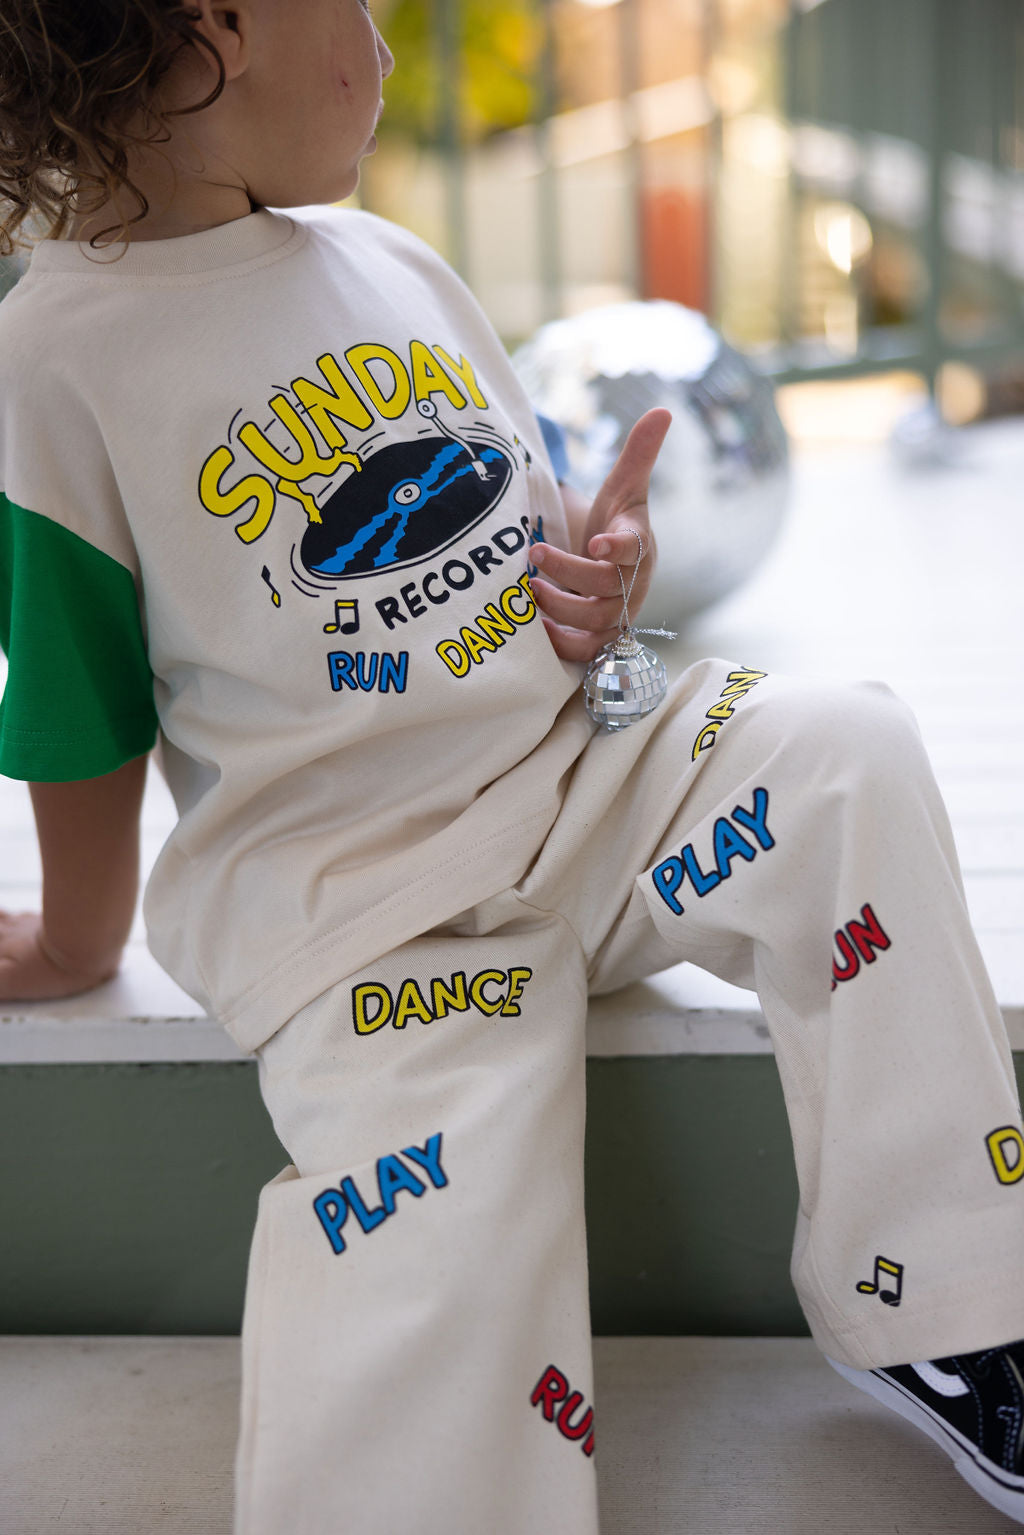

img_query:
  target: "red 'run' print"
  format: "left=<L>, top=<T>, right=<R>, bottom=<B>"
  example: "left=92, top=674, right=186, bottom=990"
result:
left=530, top=1365, right=595, bottom=1457
left=831, top=903, right=891, bottom=990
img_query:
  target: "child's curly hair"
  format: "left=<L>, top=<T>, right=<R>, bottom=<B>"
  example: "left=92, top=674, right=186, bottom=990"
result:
left=0, top=0, right=226, bottom=257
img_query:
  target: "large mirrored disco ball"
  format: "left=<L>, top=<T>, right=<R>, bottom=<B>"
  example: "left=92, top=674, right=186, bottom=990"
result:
left=513, top=301, right=790, bottom=627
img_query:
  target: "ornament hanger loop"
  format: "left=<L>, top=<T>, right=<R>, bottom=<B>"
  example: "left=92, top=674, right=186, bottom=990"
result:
left=615, top=526, right=646, bottom=635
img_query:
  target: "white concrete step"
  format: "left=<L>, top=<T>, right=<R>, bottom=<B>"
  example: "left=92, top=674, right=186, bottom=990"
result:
left=1, top=1335, right=1019, bottom=1534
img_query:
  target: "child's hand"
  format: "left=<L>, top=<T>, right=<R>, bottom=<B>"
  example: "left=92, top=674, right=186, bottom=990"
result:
left=530, top=408, right=672, bottom=663
left=0, top=909, right=118, bottom=1001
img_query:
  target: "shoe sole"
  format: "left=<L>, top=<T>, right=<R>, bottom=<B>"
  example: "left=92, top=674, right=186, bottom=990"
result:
left=826, top=1354, right=1024, bottom=1526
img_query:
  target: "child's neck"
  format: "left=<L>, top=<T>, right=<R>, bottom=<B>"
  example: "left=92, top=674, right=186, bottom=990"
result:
left=58, top=172, right=258, bottom=243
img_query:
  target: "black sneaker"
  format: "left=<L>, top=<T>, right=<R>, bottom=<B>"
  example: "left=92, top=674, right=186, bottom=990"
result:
left=827, top=1345, right=1024, bottom=1524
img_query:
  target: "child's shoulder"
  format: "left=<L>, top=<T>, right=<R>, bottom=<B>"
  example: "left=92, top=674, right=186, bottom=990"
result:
left=287, top=203, right=424, bottom=248
left=287, top=204, right=466, bottom=286
left=0, top=266, right=54, bottom=394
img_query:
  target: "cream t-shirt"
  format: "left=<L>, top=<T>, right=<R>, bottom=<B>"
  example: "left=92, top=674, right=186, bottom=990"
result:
left=0, top=206, right=593, bottom=1050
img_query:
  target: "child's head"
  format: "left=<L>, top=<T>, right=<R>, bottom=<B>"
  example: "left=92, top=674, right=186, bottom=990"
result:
left=0, top=0, right=393, bottom=256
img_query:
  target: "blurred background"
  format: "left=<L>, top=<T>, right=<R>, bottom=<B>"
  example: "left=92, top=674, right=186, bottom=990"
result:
left=337, top=0, right=1024, bottom=445
left=2, top=0, right=1021, bottom=442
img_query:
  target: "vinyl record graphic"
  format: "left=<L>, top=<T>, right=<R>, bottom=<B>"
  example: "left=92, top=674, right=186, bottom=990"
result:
left=301, top=434, right=513, bottom=580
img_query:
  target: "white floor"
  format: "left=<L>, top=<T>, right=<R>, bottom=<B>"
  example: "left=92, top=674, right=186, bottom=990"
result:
left=1, top=1334, right=1020, bottom=1535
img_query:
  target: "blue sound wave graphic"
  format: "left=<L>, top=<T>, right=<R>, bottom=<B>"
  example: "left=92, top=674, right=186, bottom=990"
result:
left=314, top=443, right=505, bottom=577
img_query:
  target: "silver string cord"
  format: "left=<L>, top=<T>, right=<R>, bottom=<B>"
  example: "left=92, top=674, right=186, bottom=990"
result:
left=616, top=529, right=645, bottom=633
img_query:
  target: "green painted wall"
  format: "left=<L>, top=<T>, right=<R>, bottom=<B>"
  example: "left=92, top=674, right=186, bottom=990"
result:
left=586, top=1057, right=801, bottom=1337
left=2, top=1055, right=1021, bottom=1336
left=0, top=1063, right=283, bottom=1335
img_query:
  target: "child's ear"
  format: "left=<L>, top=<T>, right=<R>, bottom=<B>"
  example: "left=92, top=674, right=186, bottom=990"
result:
left=199, top=1, right=251, bottom=80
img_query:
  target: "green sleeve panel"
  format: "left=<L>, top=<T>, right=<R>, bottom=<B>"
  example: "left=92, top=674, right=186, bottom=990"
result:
left=0, top=494, right=159, bottom=781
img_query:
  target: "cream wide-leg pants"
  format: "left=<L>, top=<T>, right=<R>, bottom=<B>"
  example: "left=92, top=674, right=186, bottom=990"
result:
left=234, top=658, right=1024, bottom=1535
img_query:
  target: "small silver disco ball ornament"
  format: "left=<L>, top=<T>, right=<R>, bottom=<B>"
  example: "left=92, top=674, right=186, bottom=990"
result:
left=584, top=630, right=668, bottom=731
left=514, top=301, right=790, bottom=626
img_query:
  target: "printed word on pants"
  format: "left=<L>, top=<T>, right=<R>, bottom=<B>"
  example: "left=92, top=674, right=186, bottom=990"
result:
left=651, top=786, right=774, bottom=916
left=353, top=967, right=534, bottom=1035
left=531, top=1365, right=595, bottom=1457
left=313, top=1133, right=447, bottom=1254
left=987, top=1125, right=1024, bottom=1185
left=831, top=903, right=891, bottom=990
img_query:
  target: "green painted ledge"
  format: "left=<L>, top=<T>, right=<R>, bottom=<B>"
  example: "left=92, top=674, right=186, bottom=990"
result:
left=3, top=1055, right=1022, bottom=1336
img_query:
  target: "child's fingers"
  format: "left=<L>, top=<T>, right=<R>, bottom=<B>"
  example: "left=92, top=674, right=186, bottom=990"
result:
left=0, top=909, right=112, bottom=1000
left=590, top=409, right=672, bottom=521
left=539, top=615, right=613, bottom=664
left=531, top=414, right=669, bottom=662
left=530, top=543, right=624, bottom=597
left=588, top=523, right=655, bottom=567
left=0, top=909, right=31, bottom=953
left=530, top=574, right=623, bottom=631
left=0, top=947, right=109, bottom=1001
left=532, top=545, right=655, bottom=636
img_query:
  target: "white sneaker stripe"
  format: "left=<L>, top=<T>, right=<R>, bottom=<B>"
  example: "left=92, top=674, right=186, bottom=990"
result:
left=911, top=1360, right=971, bottom=1397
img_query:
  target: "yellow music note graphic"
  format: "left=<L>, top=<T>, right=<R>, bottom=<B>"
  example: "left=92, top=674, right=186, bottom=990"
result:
left=261, top=566, right=281, bottom=608
left=324, top=598, right=360, bottom=636
left=856, top=1255, right=903, bottom=1307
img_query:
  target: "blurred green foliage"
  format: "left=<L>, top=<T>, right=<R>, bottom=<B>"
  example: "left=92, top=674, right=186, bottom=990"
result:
left=377, top=0, right=542, bottom=146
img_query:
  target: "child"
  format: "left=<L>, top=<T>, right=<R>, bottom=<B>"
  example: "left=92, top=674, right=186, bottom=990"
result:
left=2, top=3, right=1024, bottom=1531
